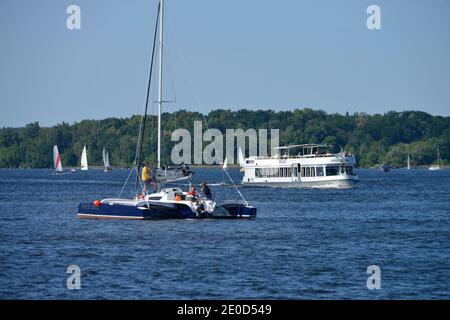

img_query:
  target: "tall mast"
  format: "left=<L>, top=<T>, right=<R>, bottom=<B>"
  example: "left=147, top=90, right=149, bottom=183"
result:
left=133, top=1, right=160, bottom=191
left=157, top=0, right=164, bottom=169
left=438, top=146, right=442, bottom=167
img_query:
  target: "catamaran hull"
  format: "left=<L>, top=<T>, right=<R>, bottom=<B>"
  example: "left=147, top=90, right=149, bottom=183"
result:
left=77, top=202, right=196, bottom=220
left=77, top=202, right=257, bottom=220
left=212, top=203, right=257, bottom=219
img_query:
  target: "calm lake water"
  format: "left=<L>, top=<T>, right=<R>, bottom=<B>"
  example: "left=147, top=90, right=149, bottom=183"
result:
left=0, top=168, right=449, bottom=299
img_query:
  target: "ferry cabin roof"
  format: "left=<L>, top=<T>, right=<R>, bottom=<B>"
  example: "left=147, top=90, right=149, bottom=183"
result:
left=274, top=144, right=334, bottom=157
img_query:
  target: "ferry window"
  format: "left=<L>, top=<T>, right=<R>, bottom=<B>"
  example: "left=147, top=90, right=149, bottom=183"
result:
left=305, top=167, right=310, bottom=177
left=316, top=166, right=324, bottom=176
left=326, top=166, right=340, bottom=176
left=294, top=167, right=298, bottom=177
left=301, top=167, right=305, bottom=177
left=246, top=160, right=254, bottom=164
left=311, top=167, right=316, bottom=177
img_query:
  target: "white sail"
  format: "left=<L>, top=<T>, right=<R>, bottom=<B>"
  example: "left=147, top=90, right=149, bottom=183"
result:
left=106, top=152, right=110, bottom=168
left=81, top=145, right=88, bottom=170
left=102, top=148, right=106, bottom=168
left=238, top=147, right=245, bottom=167
left=53, top=145, right=63, bottom=173
left=407, top=155, right=411, bottom=169
left=103, top=147, right=111, bottom=172
left=102, top=148, right=108, bottom=168
left=429, top=147, right=442, bottom=170
left=222, top=156, right=228, bottom=170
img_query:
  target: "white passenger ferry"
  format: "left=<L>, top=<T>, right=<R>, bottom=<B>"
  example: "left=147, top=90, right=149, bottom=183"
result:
left=241, top=144, right=358, bottom=188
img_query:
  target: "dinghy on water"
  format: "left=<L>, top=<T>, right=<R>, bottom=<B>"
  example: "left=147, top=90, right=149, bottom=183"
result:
left=429, top=146, right=443, bottom=171
left=53, top=145, right=63, bottom=174
left=380, top=163, right=391, bottom=172
left=53, top=145, right=75, bottom=175
left=80, top=145, right=88, bottom=171
left=103, top=147, right=112, bottom=172
left=77, top=0, right=256, bottom=220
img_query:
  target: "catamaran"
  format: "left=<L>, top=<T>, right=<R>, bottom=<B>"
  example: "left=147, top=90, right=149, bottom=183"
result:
left=103, top=147, right=112, bottom=172
left=80, top=145, right=88, bottom=171
left=429, top=146, right=443, bottom=170
left=240, top=144, right=358, bottom=188
left=77, top=0, right=256, bottom=220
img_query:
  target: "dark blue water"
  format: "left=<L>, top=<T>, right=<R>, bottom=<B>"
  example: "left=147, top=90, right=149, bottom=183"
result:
left=0, top=168, right=449, bottom=299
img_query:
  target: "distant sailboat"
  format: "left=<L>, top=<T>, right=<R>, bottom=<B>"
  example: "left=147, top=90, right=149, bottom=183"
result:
left=429, top=146, right=443, bottom=171
left=80, top=145, right=88, bottom=171
left=407, top=155, right=411, bottom=170
left=53, top=145, right=63, bottom=174
left=380, top=163, right=391, bottom=172
left=103, top=147, right=112, bottom=172
left=238, top=146, right=245, bottom=172
left=53, top=145, right=74, bottom=174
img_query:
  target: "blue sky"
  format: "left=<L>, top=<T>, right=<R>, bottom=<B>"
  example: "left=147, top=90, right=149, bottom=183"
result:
left=1, top=0, right=450, bottom=127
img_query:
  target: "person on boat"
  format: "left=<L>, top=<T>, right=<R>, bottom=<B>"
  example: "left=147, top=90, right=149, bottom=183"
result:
left=200, top=181, right=213, bottom=200
left=187, top=186, right=196, bottom=197
left=195, top=198, right=208, bottom=218
left=141, top=162, right=153, bottom=195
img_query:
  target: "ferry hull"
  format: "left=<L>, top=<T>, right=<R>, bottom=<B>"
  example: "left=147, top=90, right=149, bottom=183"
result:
left=242, top=176, right=358, bottom=188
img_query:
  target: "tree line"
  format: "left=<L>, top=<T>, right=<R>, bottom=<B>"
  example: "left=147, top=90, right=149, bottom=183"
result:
left=0, top=108, right=449, bottom=169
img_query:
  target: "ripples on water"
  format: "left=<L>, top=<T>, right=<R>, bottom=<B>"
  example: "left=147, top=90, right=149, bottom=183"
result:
left=0, top=168, right=449, bottom=299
